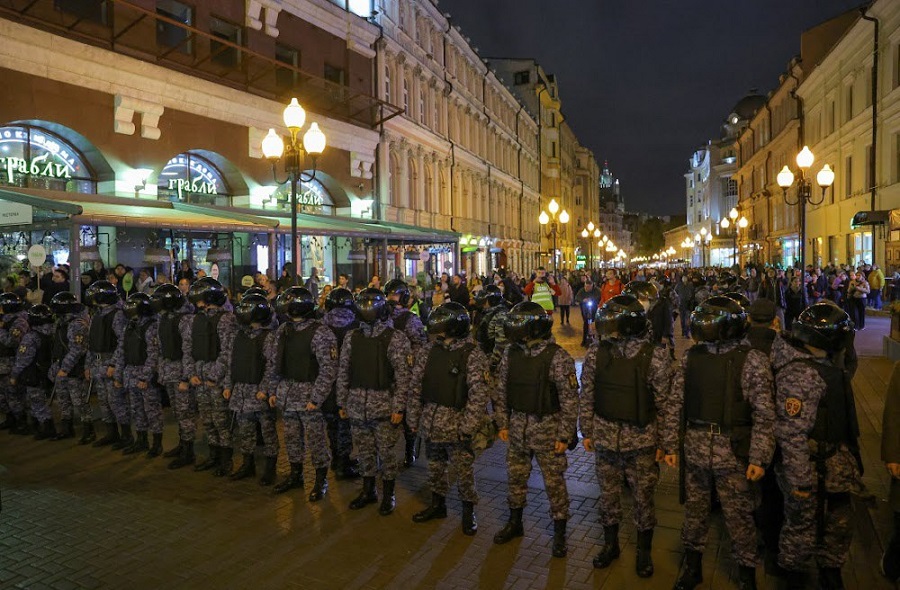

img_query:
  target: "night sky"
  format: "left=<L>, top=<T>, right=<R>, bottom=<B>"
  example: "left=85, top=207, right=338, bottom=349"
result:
left=443, top=0, right=865, bottom=216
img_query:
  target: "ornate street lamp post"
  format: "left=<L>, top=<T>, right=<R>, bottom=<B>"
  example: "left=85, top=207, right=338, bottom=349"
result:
left=776, top=146, right=834, bottom=270
left=261, top=98, right=327, bottom=284
left=539, top=198, right=569, bottom=275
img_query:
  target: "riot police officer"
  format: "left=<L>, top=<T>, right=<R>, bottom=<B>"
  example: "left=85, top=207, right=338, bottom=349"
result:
left=671, top=296, right=775, bottom=590
left=580, top=294, right=674, bottom=577
left=48, top=292, right=90, bottom=442
left=493, top=301, right=580, bottom=558
left=336, top=288, right=411, bottom=515
left=772, top=303, right=862, bottom=589
left=85, top=280, right=128, bottom=448
left=268, top=287, right=338, bottom=500
left=0, top=292, right=29, bottom=433
left=12, top=304, right=55, bottom=439
left=407, top=302, right=490, bottom=535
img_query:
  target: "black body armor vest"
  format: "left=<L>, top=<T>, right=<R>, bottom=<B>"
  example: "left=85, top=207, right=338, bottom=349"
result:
left=349, top=329, right=395, bottom=390
left=278, top=324, right=319, bottom=383
left=421, top=343, right=475, bottom=410
left=593, top=341, right=656, bottom=427
left=159, top=314, right=183, bottom=361
left=88, top=309, right=118, bottom=354
left=230, top=330, right=267, bottom=385
left=506, top=343, right=561, bottom=417
left=192, top=312, right=223, bottom=362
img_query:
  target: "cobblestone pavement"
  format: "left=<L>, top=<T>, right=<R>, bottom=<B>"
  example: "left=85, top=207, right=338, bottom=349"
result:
left=0, top=309, right=896, bottom=589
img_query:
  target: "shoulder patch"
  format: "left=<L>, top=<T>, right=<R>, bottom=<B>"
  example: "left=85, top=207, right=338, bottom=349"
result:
left=784, top=397, right=802, bottom=417
left=568, top=373, right=579, bottom=389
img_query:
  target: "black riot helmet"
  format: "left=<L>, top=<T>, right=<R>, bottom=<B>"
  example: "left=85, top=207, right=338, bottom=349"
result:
left=235, top=294, right=272, bottom=326
left=85, top=280, right=118, bottom=307
left=124, top=292, right=155, bottom=319
left=791, top=302, right=854, bottom=353
left=50, top=291, right=82, bottom=316
left=723, top=291, right=751, bottom=311
left=426, top=302, right=470, bottom=338
left=595, top=294, right=648, bottom=338
left=384, top=279, right=411, bottom=306
left=504, top=301, right=553, bottom=344
left=325, top=287, right=354, bottom=311
left=27, top=304, right=54, bottom=326
left=276, top=286, right=316, bottom=320
left=690, top=295, right=748, bottom=343
left=0, top=292, right=23, bottom=314
left=354, top=288, right=389, bottom=323
left=623, top=280, right=659, bottom=310
left=151, top=283, right=185, bottom=313
left=188, top=277, right=227, bottom=307
left=241, top=286, right=268, bottom=300
left=474, top=284, right=504, bottom=308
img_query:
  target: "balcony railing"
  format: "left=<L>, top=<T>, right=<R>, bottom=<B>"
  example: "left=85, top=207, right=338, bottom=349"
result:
left=0, top=0, right=403, bottom=129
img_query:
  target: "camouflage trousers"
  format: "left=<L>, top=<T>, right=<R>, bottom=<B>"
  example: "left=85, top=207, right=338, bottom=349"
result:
left=775, top=465, right=854, bottom=570
left=351, top=418, right=401, bottom=480
left=595, top=447, right=659, bottom=531
left=424, top=440, right=478, bottom=503
left=27, top=386, right=52, bottom=422
left=682, top=460, right=759, bottom=567
left=237, top=410, right=278, bottom=457
left=128, top=385, right=163, bottom=434
left=55, top=377, right=91, bottom=423
left=507, top=437, right=570, bottom=521
left=195, top=384, right=232, bottom=448
left=324, top=411, right=354, bottom=464
left=165, top=382, right=197, bottom=442
left=283, top=410, right=331, bottom=468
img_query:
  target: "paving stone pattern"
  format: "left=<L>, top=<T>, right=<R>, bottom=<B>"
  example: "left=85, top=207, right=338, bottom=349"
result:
left=0, top=310, right=896, bottom=589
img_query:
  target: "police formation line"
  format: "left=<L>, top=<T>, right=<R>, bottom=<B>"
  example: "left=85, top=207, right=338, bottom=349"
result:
left=0, top=277, right=864, bottom=590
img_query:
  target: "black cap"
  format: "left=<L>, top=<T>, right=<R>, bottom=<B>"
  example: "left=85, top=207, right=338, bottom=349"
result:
left=275, top=286, right=316, bottom=319
left=748, top=298, right=776, bottom=323
left=426, top=302, right=470, bottom=338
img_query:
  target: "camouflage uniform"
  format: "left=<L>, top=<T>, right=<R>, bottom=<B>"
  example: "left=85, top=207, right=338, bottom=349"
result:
left=182, top=307, right=236, bottom=451
left=495, top=338, right=580, bottom=520
left=0, top=311, right=29, bottom=420
left=114, top=317, right=162, bottom=434
left=321, top=307, right=358, bottom=466
left=579, top=335, right=674, bottom=530
left=772, top=337, right=862, bottom=571
left=157, top=303, right=196, bottom=443
left=222, top=325, right=277, bottom=457
left=407, top=338, right=491, bottom=503
left=336, top=319, right=411, bottom=480
left=670, top=340, right=776, bottom=567
left=49, top=310, right=90, bottom=424
left=86, top=304, right=127, bottom=427
left=267, top=319, right=338, bottom=468
left=12, top=322, right=55, bottom=423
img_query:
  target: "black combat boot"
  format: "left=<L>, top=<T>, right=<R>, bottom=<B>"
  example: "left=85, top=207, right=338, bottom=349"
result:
left=259, top=456, right=277, bottom=487
left=308, top=467, right=329, bottom=502
left=636, top=528, right=654, bottom=578
left=461, top=501, right=477, bottom=536
left=163, top=440, right=183, bottom=459
left=78, top=421, right=96, bottom=445
left=413, top=492, right=447, bottom=523
left=818, top=567, right=844, bottom=590
left=111, top=424, right=133, bottom=450
left=194, top=445, right=219, bottom=472
left=147, top=433, right=163, bottom=458
left=52, top=419, right=74, bottom=441
left=123, top=430, right=148, bottom=455
left=214, top=446, right=234, bottom=477
left=349, top=476, right=378, bottom=510
left=493, top=508, right=524, bottom=544
left=92, top=422, right=118, bottom=447
left=592, top=524, right=620, bottom=569
left=274, top=462, right=304, bottom=494
left=551, top=519, right=567, bottom=558
left=403, top=433, right=418, bottom=467
left=169, top=441, right=195, bottom=470
left=231, top=453, right=256, bottom=480
left=737, top=565, right=756, bottom=590
left=674, top=549, right=703, bottom=590
left=379, top=479, right=396, bottom=516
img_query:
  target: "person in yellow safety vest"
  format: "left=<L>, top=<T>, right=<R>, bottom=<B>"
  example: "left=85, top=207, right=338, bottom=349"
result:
left=524, top=267, right=561, bottom=316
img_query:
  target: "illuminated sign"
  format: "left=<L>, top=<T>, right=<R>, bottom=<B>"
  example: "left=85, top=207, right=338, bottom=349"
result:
left=159, top=155, right=222, bottom=200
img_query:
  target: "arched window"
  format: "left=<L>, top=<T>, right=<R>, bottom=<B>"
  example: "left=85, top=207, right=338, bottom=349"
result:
left=158, top=152, right=230, bottom=203
left=0, top=124, right=95, bottom=193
